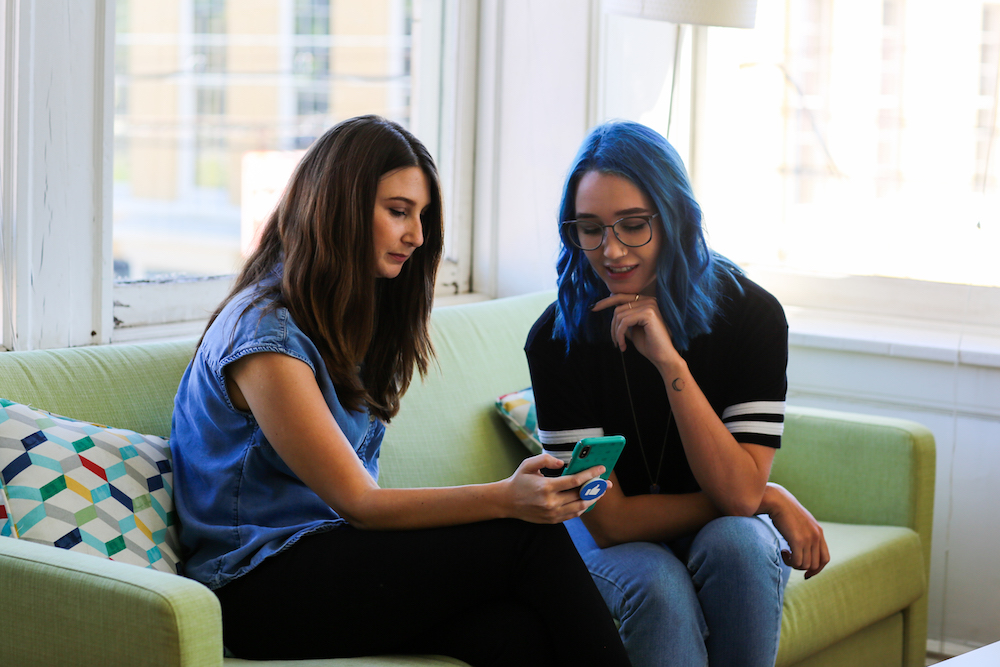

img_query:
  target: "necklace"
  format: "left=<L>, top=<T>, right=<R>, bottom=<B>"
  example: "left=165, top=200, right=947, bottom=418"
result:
left=620, top=348, right=672, bottom=494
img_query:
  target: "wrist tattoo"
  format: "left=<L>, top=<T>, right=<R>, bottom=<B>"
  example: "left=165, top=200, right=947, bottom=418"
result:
left=671, top=377, right=685, bottom=392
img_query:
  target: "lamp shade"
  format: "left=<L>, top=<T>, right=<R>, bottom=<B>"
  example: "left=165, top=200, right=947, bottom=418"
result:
left=603, top=0, right=758, bottom=28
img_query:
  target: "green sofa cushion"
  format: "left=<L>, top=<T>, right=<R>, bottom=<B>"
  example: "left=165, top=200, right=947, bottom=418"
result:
left=225, top=655, right=468, bottom=666
left=775, top=408, right=935, bottom=532
left=0, top=340, right=196, bottom=439
left=779, top=613, right=904, bottom=667
left=777, top=522, right=925, bottom=665
left=380, top=293, right=556, bottom=489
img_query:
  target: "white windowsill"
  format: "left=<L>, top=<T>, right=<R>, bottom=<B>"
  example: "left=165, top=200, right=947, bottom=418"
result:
left=108, top=291, right=495, bottom=345
left=786, top=306, right=1000, bottom=370
left=432, top=291, right=492, bottom=308
left=111, top=319, right=208, bottom=345
left=103, top=285, right=1000, bottom=371
left=438, top=291, right=1000, bottom=370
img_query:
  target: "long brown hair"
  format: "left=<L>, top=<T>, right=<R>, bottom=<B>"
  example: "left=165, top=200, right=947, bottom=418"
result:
left=204, top=115, right=443, bottom=422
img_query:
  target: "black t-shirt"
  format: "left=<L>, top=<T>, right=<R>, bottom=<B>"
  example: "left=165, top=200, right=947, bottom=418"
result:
left=524, top=273, right=788, bottom=497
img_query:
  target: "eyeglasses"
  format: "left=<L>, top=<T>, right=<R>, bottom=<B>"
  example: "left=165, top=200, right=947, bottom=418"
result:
left=560, top=214, right=658, bottom=251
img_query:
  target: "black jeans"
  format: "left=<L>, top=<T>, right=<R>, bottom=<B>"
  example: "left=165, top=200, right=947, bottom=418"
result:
left=215, top=519, right=631, bottom=667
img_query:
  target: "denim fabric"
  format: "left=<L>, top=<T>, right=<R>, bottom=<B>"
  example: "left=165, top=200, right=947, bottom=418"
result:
left=566, top=514, right=791, bottom=667
left=171, top=282, right=383, bottom=590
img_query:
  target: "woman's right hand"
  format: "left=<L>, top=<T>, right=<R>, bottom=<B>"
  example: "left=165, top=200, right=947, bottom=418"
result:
left=593, top=293, right=682, bottom=372
left=501, top=454, right=610, bottom=524
left=759, top=482, right=830, bottom=579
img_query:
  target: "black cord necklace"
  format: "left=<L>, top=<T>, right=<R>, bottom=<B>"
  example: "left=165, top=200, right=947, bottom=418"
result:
left=620, top=348, right=672, bottom=494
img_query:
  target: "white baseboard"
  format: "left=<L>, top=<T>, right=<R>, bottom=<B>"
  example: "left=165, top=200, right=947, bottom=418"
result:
left=927, top=638, right=988, bottom=658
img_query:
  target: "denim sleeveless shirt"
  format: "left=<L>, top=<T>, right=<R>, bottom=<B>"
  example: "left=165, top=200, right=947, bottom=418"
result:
left=170, top=281, right=384, bottom=590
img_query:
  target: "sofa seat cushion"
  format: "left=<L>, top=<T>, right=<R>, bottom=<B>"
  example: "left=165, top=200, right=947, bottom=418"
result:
left=776, top=521, right=926, bottom=665
left=0, top=399, right=180, bottom=573
left=224, top=655, right=469, bottom=666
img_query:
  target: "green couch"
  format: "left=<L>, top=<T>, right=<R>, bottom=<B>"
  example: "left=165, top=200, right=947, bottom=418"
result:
left=0, top=291, right=934, bottom=667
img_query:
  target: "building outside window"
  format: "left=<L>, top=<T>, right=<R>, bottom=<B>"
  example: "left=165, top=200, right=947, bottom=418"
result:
left=293, top=0, right=332, bottom=148
left=113, top=0, right=415, bottom=282
left=975, top=3, right=1000, bottom=193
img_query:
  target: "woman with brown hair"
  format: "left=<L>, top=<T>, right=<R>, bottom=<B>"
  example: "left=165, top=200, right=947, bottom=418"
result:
left=169, top=115, right=630, bottom=666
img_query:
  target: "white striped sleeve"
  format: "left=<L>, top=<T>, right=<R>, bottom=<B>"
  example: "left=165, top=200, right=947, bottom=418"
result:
left=538, top=427, right=605, bottom=446
left=721, top=401, right=785, bottom=445
left=538, top=428, right=605, bottom=466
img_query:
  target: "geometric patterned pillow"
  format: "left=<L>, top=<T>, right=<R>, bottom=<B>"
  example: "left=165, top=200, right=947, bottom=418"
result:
left=495, top=387, right=543, bottom=455
left=0, top=398, right=180, bottom=573
left=0, top=482, right=9, bottom=538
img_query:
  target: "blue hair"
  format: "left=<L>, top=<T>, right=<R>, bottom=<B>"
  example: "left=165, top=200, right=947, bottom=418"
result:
left=554, top=120, right=742, bottom=351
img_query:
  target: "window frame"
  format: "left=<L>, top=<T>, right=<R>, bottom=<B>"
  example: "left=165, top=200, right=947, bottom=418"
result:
left=0, top=0, right=473, bottom=350
left=1, top=0, right=115, bottom=350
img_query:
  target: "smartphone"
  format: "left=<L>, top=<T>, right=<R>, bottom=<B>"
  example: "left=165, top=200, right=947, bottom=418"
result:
left=561, top=436, right=625, bottom=511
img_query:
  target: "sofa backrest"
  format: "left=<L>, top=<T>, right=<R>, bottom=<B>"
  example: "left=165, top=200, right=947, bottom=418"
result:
left=0, top=292, right=936, bottom=561
left=0, top=292, right=556, bottom=491
left=379, top=291, right=556, bottom=488
left=0, top=339, right=197, bottom=438
left=773, top=406, right=935, bottom=536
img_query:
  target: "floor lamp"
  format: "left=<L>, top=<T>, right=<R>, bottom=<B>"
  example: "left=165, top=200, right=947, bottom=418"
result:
left=602, top=0, right=758, bottom=190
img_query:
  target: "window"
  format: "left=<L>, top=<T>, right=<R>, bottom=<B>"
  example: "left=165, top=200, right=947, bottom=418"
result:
left=2, top=0, right=463, bottom=349
left=297, top=89, right=330, bottom=117
left=193, top=0, right=225, bottom=34
left=106, top=0, right=462, bottom=338
left=975, top=4, right=1000, bottom=192
left=113, top=0, right=420, bottom=285
left=296, top=0, right=331, bottom=37
left=599, top=0, right=1000, bottom=307
left=293, top=1, right=332, bottom=145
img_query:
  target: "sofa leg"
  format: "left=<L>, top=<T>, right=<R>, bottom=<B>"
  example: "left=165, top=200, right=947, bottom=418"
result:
left=903, top=596, right=930, bottom=667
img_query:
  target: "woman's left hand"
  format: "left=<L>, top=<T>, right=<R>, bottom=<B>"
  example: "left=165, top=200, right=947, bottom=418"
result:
left=593, top=293, right=681, bottom=369
left=759, top=482, right=830, bottom=579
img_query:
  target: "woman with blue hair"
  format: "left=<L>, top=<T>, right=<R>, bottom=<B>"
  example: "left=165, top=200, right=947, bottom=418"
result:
left=525, top=120, right=829, bottom=667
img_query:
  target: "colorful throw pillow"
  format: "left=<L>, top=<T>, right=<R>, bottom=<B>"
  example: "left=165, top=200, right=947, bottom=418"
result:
left=0, top=399, right=180, bottom=573
left=0, top=486, right=10, bottom=538
left=495, top=387, right=543, bottom=455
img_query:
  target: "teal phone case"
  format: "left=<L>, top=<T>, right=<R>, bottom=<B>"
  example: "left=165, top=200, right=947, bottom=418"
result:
left=561, top=436, right=625, bottom=511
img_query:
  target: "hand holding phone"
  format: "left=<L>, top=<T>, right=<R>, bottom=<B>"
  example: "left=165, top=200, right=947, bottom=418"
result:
left=561, top=436, right=625, bottom=511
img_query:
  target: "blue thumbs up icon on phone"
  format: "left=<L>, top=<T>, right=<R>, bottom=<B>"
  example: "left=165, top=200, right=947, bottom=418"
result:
left=580, top=478, right=608, bottom=501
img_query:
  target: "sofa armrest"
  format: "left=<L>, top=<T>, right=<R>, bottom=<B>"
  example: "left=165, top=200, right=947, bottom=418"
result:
left=0, top=537, right=223, bottom=667
left=772, top=406, right=936, bottom=667
left=771, top=406, right=935, bottom=560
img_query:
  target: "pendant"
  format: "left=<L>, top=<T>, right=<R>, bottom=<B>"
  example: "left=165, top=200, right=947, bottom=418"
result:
left=649, top=483, right=660, bottom=494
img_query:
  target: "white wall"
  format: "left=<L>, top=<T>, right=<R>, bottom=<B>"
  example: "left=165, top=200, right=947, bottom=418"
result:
left=472, top=0, right=594, bottom=298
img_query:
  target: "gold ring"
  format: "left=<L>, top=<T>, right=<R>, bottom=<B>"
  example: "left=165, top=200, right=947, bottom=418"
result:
left=627, top=302, right=633, bottom=310
left=634, top=294, right=640, bottom=302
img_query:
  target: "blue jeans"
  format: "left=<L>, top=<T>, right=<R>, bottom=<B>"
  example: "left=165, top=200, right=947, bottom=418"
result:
left=566, top=514, right=791, bottom=667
